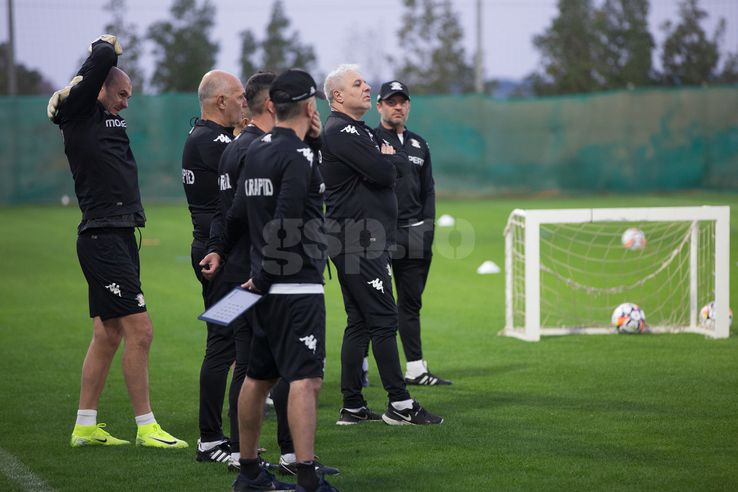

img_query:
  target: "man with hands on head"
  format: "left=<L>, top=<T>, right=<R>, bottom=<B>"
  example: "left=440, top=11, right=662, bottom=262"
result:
left=48, top=34, right=186, bottom=449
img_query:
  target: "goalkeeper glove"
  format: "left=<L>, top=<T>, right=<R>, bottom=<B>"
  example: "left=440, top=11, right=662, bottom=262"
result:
left=47, top=75, right=83, bottom=122
left=89, top=34, right=123, bottom=55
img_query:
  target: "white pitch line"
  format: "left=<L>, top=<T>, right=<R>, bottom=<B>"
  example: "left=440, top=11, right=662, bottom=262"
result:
left=0, top=447, right=56, bottom=492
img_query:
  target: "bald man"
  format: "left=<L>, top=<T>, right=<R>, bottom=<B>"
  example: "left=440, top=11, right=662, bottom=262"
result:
left=181, top=70, right=247, bottom=464
left=48, top=35, right=187, bottom=448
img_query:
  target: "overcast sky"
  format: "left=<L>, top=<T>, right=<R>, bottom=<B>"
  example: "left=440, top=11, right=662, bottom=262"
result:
left=2, top=0, right=736, bottom=90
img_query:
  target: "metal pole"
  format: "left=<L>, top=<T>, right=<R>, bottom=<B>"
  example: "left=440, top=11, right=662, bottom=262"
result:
left=474, top=0, right=483, bottom=93
left=7, top=0, right=17, bottom=95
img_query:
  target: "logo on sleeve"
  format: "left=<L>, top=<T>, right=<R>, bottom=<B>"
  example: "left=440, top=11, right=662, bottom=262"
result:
left=182, top=169, right=195, bottom=184
left=340, top=125, right=360, bottom=135
left=213, top=134, right=232, bottom=143
left=408, top=156, right=424, bottom=166
left=243, top=178, right=274, bottom=196
left=261, top=134, right=272, bottom=143
left=219, top=173, right=232, bottom=191
left=410, top=138, right=421, bottom=148
left=136, top=293, right=146, bottom=307
left=297, top=147, right=314, bottom=165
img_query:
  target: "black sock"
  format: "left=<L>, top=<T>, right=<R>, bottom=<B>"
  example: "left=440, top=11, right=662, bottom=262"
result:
left=296, top=461, right=319, bottom=491
left=239, top=458, right=261, bottom=480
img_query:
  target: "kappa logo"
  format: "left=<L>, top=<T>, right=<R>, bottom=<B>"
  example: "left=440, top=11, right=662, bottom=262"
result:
left=390, top=81, right=404, bottom=91
left=340, top=125, right=360, bottom=135
left=213, top=134, right=232, bottom=144
left=367, top=278, right=384, bottom=293
left=410, top=138, right=421, bottom=148
left=299, top=335, right=318, bottom=354
left=106, top=282, right=122, bottom=297
left=261, top=134, right=272, bottom=143
left=136, top=293, right=146, bottom=307
left=297, top=147, right=314, bottom=164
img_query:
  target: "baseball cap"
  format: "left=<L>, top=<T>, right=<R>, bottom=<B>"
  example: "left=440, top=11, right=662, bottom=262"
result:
left=377, top=80, right=410, bottom=102
left=269, top=69, right=325, bottom=103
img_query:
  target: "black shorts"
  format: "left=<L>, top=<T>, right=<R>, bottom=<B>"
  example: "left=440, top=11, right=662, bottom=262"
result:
left=247, top=290, right=326, bottom=382
left=77, top=228, right=147, bottom=321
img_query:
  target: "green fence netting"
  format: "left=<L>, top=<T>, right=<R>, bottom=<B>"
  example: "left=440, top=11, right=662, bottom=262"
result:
left=1, top=86, right=737, bottom=205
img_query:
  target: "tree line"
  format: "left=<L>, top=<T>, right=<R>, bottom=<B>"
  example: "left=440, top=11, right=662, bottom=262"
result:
left=1, top=0, right=736, bottom=96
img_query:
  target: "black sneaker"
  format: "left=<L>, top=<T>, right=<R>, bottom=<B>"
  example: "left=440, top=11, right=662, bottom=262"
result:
left=296, top=476, right=340, bottom=492
left=382, top=400, right=444, bottom=425
left=335, top=407, right=382, bottom=425
left=278, top=456, right=340, bottom=476
left=196, top=439, right=231, bottom=463
left=229, top=449, right=278, bottom=473
left=405, top=371, right=452, bottom=386
left=232, top=467, right=295, bottom=491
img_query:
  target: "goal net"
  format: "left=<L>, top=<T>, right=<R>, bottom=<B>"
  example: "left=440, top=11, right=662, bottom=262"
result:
left=503, top=206, right=730, bottom=341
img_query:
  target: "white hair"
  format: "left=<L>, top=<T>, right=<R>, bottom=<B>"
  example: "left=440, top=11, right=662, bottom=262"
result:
left=323, top=64, right=361, bottom=104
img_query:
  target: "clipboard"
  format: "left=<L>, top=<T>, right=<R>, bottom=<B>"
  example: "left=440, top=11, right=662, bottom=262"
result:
left=198, top=287, right=263, bottom=326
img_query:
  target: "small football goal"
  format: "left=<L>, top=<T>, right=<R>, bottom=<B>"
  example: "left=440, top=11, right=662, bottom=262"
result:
left=503, top=206, right=730, bottom=341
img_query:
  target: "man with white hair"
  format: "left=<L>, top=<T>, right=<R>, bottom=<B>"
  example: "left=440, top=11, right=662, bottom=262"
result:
left=48, top=34, right=187, bottom=449
left=320, top=64, right=443, bottom=426
left=182, top=69, right=246, bottom=463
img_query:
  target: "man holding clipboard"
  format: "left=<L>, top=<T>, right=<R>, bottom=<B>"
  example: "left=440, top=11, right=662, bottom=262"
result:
left=207, top=69, right=336, bottom=492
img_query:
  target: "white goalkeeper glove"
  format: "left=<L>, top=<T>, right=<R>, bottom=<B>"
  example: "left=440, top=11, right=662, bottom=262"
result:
left=47, top=75, right=83, bottom=121
left=89, top=34, right=123, bottom=55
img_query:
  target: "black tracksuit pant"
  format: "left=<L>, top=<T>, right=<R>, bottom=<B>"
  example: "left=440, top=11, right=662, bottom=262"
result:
left=391, top=257, right=432, bottom=363
left=192, top=243, right=292, bottom=454
left=333, top=251, right=411, bottom=408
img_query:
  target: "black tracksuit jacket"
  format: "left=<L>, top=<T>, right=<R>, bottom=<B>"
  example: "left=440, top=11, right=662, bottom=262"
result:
left=224, top=127, right=325, bottom=292
left=207, top=124, right=265, bottom=282
left=182, top=119, right=234, bottom=245
left=320, top=111, right=406, bottom=255
left=54, top=41, right=144, bottom=232
left=373, top=125, right=435, bottom=225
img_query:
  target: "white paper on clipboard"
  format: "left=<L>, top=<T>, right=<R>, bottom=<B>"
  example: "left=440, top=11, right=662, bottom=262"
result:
left=198, top=287, right=263, bottom=326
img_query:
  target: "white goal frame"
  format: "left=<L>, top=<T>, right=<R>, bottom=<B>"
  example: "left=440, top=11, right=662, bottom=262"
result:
left=503, top=206, right=730, bottom=342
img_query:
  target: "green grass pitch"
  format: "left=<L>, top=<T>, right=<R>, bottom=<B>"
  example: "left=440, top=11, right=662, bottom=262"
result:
left=0, top=193, right=736, bottom=491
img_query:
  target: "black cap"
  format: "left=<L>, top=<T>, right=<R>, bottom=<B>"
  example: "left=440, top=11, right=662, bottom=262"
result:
left=270, top=69, right=325, bottom=103
left=377, top=80, right=410, bottom=102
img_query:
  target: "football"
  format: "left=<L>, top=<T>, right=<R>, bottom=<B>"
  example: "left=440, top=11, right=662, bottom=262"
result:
left=611, top=302, right=647, bottom=334
left=621, top=227, right=647, bottom=251
left=699, top=301, right=733, bottom=329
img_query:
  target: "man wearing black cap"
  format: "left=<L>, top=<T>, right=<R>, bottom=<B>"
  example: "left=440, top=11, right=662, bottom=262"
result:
left=321, top=64, right=443, bottom=427
left=202, top=72, right=338, bottom=478
left=375, top=80, right=451, bottom=386
left=224, top=69, right=337, bottom=492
